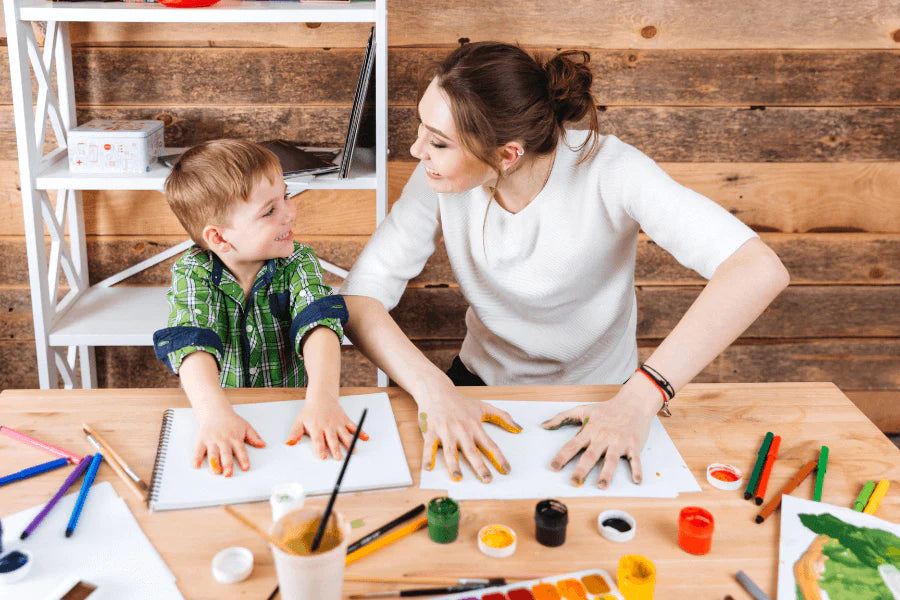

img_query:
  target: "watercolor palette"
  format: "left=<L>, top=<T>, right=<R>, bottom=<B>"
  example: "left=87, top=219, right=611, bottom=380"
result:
left=432, top=569, right=624, bottom=600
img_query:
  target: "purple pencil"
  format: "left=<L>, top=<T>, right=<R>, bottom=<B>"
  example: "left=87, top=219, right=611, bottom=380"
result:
left=20, top=455, right=92, bottom=540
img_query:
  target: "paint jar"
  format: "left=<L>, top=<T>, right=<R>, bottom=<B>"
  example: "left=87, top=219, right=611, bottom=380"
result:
left=678, top=506, right=714, bottom=555
left=269, top=508, right=350, bottom=600
left=617, top=554, right=656, bottom=600
left=427, top=497, right=459, bottom=543
left=534, top=499, right=568, bottom=547
left=270, top=482, right=305, bottom=523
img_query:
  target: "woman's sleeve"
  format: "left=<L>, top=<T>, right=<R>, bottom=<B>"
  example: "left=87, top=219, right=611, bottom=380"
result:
left=340, top=163, right=442, bottom=310
left=613, top=141, right=758, bottom=280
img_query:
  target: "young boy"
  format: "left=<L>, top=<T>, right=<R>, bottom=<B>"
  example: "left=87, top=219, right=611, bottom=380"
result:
left=153, top=139, right=365, bottom=477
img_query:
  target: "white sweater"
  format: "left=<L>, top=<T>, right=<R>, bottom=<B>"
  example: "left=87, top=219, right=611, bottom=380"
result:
left=341, top=133, right=758, bottom=385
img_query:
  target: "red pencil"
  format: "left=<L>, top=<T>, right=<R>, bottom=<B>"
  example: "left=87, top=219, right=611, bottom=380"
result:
left=753, top=435, right=781, bottom=505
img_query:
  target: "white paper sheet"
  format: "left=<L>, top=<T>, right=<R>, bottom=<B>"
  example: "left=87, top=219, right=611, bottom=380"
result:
left=419, top=400, right=700, bottom=499
left=777, top=495, right=900, bottom=600
left=0, top=482, right=183, bottom=600
left=150, top=392, right=412, bottom=511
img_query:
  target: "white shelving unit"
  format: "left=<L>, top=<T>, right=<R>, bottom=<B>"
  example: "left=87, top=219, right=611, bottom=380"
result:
left=4, top=0, right=388, bottom=388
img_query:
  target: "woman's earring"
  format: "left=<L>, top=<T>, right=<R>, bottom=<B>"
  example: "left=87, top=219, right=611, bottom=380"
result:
left=515, top=148, right=524, bottom=156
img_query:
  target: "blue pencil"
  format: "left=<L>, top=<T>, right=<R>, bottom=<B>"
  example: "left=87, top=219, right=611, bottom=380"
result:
left=21, top=455, right=92, bottom=540
left=0, top=457, right=69, bottom=488
left=65, top=453, right=103, bottom=538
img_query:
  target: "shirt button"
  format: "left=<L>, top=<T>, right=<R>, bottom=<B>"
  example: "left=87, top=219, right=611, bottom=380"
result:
left=246, top=325, right=253, bottom=333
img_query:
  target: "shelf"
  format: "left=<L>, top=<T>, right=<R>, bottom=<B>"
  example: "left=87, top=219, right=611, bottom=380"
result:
left=17, top=0, right=377, bottom=24
left=50, top=286, right=167, bottom=346
left=49, top=284, right=354, bottom=347
left=35, top=147, right=376, bottom=192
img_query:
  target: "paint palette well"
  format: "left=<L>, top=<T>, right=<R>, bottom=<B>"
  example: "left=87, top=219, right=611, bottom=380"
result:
left=431, top=569, right=624, bottom=600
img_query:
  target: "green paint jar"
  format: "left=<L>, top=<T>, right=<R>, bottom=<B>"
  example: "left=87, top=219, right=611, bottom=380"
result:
left=427, top=497, right=460, bottom=544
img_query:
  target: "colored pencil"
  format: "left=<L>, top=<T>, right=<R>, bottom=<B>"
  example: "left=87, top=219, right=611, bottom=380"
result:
left=735, top=570, right=771, bottom=600
left=310, top=408, right=368, bottom=553
left=65, top=453, right=103, bottom=537
left=223, top=505, right=296, bottom=555
left=813, top=445, right=828, bottom=501
left=0, top=457, right=69, bottom=488
left=0, top=425, right=83, bottom=464
left=753, top=435, right=781, bottom=505
left=744, top=432, right=774, bottom=500
left=20, top=455, right=92, bottom=539
left=853, top=481, right=876, bottom=511
left=755, top=460, right=817, bottom=524
left=347, top=504, right=426, bottom=555
left=863, top=479, right=890, bottom=515
left=345, top=516, right=428, bottom=566
left=82, top=426, right=147, bottom=502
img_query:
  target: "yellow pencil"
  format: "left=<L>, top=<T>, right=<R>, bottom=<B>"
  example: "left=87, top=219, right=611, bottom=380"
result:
left=345, top=516, right=428, bottom=566
left=863, top=479, right=890, bottom=515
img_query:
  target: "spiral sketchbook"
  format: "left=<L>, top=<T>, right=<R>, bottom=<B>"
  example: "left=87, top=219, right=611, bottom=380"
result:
left=147, top=393, right=412, bottom=512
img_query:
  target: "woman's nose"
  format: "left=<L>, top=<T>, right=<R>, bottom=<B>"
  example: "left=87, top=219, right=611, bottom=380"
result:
left=410, top=124, right=426, bottom=159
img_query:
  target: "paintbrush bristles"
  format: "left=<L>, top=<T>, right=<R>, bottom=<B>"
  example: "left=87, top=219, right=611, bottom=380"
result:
left=223, top=505, right=295, bottom=555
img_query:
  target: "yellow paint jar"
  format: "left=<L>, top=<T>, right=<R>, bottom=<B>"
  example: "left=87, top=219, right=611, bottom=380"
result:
left=617, top=554, right=655, bottom=600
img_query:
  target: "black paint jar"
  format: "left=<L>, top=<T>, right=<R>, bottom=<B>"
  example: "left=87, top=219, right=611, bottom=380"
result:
left=534, top=499, right=568, bottom=547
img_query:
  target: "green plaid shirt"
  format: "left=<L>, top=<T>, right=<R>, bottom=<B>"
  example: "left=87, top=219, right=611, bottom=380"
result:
left=153, top=242, right=347, bottom=388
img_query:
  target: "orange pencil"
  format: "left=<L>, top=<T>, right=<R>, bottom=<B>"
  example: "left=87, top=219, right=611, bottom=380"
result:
left=753, top=435, right=781, bottom=505
left=345, top=516, right=428, bottom=566
left=755, top=459, right=816, bottom=523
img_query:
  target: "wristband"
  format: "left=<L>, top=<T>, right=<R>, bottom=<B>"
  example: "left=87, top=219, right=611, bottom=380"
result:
left=634, top=365, right=673, bottom=417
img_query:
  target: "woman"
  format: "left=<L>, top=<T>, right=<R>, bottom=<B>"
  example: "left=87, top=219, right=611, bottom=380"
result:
left=341, top=42, right=789, bottom=488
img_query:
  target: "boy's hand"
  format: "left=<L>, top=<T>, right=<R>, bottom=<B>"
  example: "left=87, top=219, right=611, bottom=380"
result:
left=286, top=398, right=369, bottom=460
left=193, top=408, right=266, bottom=477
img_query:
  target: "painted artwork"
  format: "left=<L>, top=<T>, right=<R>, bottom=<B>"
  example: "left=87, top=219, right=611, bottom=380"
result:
left=779, top=495, right=900, bottom=599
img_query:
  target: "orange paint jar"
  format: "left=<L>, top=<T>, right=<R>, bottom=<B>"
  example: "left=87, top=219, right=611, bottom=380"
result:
left=678, top=506, right=714, bottom=555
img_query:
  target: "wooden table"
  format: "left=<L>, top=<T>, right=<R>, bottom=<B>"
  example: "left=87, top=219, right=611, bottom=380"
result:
left=1, top=383, right=897, bottom=599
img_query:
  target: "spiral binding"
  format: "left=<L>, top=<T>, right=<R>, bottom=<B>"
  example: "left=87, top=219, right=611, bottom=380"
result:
left=147, top=408, right=174, bottom=509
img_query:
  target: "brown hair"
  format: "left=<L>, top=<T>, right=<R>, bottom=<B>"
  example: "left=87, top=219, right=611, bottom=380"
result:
left=163, top=139, right=282, bottom=248
left=428, top=42, right=600, bottom=172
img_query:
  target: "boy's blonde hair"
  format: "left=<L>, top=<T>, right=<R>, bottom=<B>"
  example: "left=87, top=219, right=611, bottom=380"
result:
left=164, top=139, right=282, bottom=248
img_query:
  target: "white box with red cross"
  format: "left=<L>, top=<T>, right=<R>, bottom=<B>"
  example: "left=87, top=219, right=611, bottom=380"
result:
left=67, top=119, right=165, bottom=174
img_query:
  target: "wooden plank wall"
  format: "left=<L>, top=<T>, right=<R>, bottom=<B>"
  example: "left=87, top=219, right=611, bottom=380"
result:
left=1, top=2, right=898, bottom=431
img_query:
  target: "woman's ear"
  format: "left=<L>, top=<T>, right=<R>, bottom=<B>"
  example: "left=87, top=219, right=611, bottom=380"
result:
left=499, top=141, right=525, bottom=172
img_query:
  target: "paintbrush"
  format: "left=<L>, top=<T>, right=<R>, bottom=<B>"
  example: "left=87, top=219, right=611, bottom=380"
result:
left=310, top=408, right=368, bottom=552
left=349, top=580, right=505, bottom=598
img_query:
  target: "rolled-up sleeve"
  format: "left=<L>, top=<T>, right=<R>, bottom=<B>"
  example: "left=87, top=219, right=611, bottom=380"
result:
left=153, top=260, right=224, bottom=375
left=288, top=246, right=348, bottom=354
left=340, top=163, right=442, bottom=310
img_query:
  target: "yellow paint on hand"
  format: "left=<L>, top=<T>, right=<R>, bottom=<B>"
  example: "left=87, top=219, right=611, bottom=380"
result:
left=482, top=413, right=522, bottom=434
left=475, top=441, right=507, bottom=474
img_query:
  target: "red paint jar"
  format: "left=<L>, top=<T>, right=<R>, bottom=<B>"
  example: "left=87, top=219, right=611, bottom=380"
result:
left=678, top=506, right=714, bottom=555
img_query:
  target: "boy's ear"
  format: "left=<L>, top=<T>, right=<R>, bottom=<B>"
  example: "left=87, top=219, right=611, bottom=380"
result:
left=202, top=224, right=231, bottom=253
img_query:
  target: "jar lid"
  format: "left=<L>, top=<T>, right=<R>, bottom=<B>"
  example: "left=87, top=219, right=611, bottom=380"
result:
left=679, top=507, right=714, bottom=535
left=597, top=510, right=636, bottom=543
left=212, top=546, right=254, bottom=584
left=477, top=524, right=517, bottom=558
left=706, top=463, right=743, bottom=491
left=0, top=549, right=32, bottom=584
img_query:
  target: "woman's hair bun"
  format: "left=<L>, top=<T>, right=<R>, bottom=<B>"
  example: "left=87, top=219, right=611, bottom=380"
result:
left=543, top=50, right=594, bottom=124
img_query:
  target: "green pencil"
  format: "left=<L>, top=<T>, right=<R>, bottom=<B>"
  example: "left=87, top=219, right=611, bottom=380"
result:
left=744, top=432, right=774, bottom=500
left=853, top=481, right=876, bottom=511
left=813, top=445, right=829, bottom=501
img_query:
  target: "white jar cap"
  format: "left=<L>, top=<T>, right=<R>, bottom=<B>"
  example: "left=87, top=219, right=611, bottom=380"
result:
left=706, top=463, right=743, bottom=491
left=477, top=524, right=517, bottom=558
left=598, top=510, right=636, bottom=543
left=212, top=546, right=254, bottom=584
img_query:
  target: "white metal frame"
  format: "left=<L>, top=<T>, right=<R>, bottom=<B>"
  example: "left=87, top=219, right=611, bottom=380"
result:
left=4, top=0, right=389, bottom=388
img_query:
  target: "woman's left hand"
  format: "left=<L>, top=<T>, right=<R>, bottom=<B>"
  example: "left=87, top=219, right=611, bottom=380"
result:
left=542, top=386, right=661, bottom=488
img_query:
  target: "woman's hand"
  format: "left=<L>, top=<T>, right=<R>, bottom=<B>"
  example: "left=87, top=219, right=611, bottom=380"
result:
left=418, top=386, right=522, bottom=483
left=193, top=407, right=266, bottom=477
left=286, top=395, right=369, bottom=460
left=542, top=384, right=661, bottom=488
